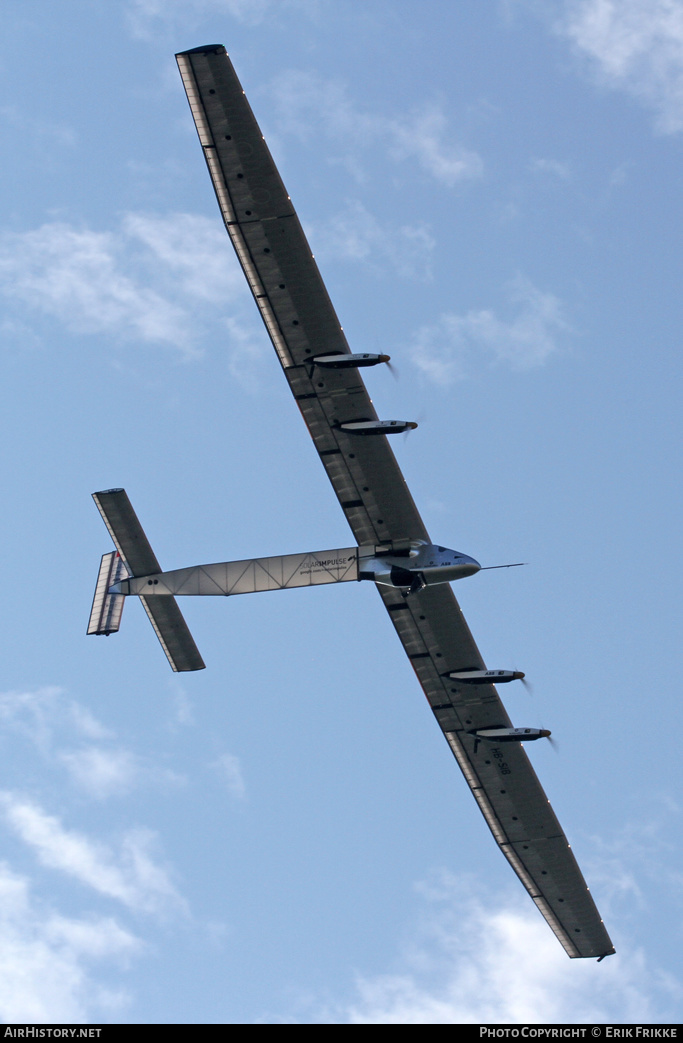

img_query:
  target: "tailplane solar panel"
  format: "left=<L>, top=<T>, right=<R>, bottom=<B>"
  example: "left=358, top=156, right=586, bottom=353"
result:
left=89, top=489, right=205, bottom=672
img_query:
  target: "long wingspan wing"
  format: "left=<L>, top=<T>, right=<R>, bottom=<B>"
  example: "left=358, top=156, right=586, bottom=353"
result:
left=176, top=46, right=426, bottom=548
left=379, top=583, right=613, bottom=958
left=176, top=45, right=614, bottom=958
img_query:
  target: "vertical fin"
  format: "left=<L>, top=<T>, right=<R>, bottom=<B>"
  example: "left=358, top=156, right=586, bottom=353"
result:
left=87, top=551, right=128, bottom=635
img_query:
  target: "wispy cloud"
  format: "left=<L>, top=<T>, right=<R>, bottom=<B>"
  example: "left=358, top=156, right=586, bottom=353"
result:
left=530, top=156, right=573, bottom=179
left=411, top=275, right=568, bottom=385
left=0, top=686, right=181, bottom=800
left=0, top=104, right=77, bottom=150
left=125, top=0, right=320, bottom=38
left=0, top=212, right=251, bottom=359
left=0, top=862, right=138, bottom=1024
left=121, top=212, right=244, bottom=303
left=0, top=222, right=191, bottom=351
left=388, top=104, right=484, bottom=186
left=307, top=200, right=435, bottom=280
left=269, top=71, right=483, bottom=187
left=223, top=315, right=270, bottom=391
left=558, top=0, right=683, bottom=132
left=329, top=873, right=675, bottom=1024
left=57, top=742, right=179, bottom=796
left=0, top=686, right=111, bottom=754
left=588, top=796, right=683, bottom=921
left=168, top=680, right=196, bottom=730
left=211, top=753, right=247, bottom=801
left=0, top=793, right=187, bottom=917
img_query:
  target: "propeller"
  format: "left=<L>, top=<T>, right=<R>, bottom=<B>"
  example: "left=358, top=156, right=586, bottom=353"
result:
left=402, top=407, right=425, bottom=442
left=519, top=672, right=534, bottom=696
left=514, top=672, right=554, bottom=745
left=537, top=721, right=559, bottom=754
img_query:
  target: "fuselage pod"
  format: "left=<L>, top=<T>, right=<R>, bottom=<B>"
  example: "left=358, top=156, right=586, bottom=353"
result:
left=358, top=541, right=480, bottom=587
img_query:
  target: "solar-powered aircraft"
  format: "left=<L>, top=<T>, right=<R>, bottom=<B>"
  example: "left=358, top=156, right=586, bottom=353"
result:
left=88, top=46, right=614, bottom=961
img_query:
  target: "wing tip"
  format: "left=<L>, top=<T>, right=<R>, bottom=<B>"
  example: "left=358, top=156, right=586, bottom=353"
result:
left=176, top=44, right=226, bottom=57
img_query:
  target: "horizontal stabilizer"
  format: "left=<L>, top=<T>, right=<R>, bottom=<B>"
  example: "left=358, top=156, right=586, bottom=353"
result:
left=91, top=489, right=205, bottom=672
left=93, top=488, right=163, bottom=577
left=87, top=551, right=128, bottom=635
left=139, top=595, right=206, bottom=673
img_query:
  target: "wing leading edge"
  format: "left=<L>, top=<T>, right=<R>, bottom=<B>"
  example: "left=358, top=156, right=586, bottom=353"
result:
left=176, top=45, right=614, bottom=959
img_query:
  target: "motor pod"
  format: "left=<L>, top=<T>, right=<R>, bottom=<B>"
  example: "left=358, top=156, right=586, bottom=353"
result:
left=312, top=353, right=391, bottom=368
left=448, top=669, right=525, bottom=684
left=471, top=727, right=551, bottom=743
left=338, top=419, right=417, bottom=435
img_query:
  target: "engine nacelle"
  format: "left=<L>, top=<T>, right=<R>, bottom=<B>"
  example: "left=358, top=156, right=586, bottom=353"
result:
left=312, top=353, right=390, bottom=369
left=471, top=727, right=550, bottom=743
left=338, top=419, right=417, bottom=435
left=448, top=669, right=525, bottom=684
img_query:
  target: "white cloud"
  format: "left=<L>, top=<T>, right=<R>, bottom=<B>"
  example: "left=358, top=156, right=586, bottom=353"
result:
left=0, top=212, right=250, bottom=358
left=388, top=103, right=485, bottom=186
left=212, top=753, right=246, bottom=800
left=121, top=212, right=244, bottom=303
left=0, top=686, right=111, bottom=754
left=59, top=747, right=140, bottom=799
left=126, top=0, right=270, bottom=35
left=269, top=71, right=483, bottom=187
left=224, top=315, right=270, bottom=391
left=530, top=156, right=573, bottom=179
left=0, top=686, right=184, bottom=800
left=0, top=104, right=77, bottom=149
left=0, top=223, right=191, bottom=351
left=559, top=0, right=683, bottom=132
left=333, top=874, right=675, bottom=1024
left=587, top=797, right=683, bottom=920
left=168, top=680, right=196, bottom=729
left=0, top=793, right=186, bottom=916
left=0, top=861, right=138, bottom=1023
left=308, top=200, right=435, bottom=280
left=125, top=0, right=320, bottom=38
left=411, top=275, right=567, bottom=385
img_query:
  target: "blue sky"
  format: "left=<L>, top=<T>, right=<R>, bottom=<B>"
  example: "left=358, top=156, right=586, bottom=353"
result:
left=0, top=0, right=681, bottom=1024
